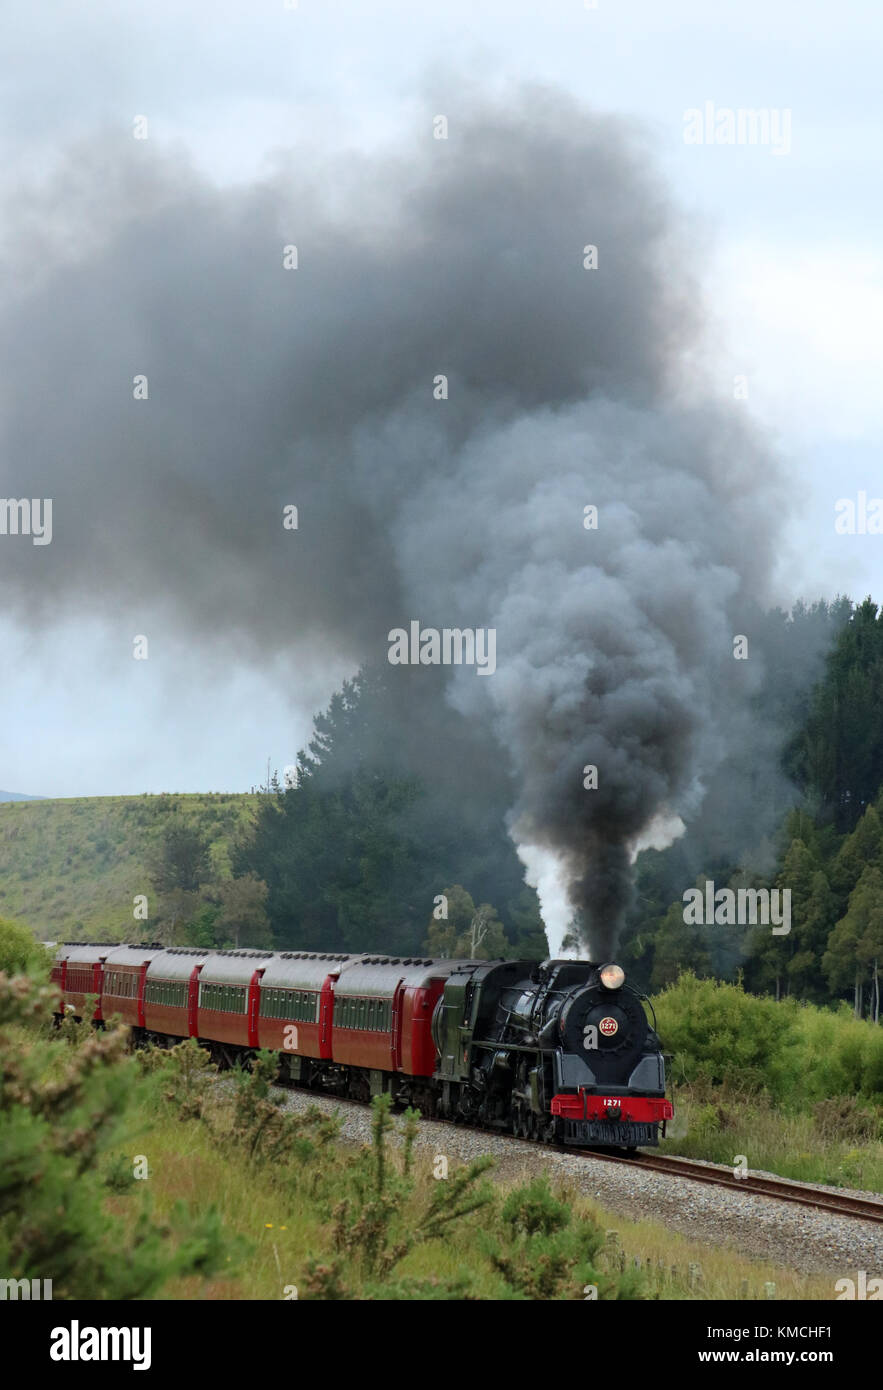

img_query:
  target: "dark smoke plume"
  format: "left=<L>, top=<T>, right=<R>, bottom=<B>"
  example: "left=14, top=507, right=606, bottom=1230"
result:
left=0, top=87, right=787, bottom=955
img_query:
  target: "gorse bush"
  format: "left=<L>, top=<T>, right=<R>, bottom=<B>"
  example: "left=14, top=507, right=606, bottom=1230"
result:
left=186, top=1078, right=649, bottom=1300
left=481, top=1176, right=647, bottom=1301
left=501, top=1175, right=571, bottom=1237
left=137, top=1036, right=218, bottom=1120
left=0, top=972, right=241, bottom=1298
left=654, top=972, right=883, bottom=1105
left=654, top=973, right=796, bottom=1094
left=225, top=1050, right=339, bottom=1168
left=299, top=1096, right=649, bottom=1300
left=793, top=1002, right=883, bottom=1100
left=326, top=1094, right=495, bottom=1291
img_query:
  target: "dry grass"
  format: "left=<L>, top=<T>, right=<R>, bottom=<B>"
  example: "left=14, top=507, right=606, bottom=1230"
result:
left=663, top=1086, right=883, bottom=1193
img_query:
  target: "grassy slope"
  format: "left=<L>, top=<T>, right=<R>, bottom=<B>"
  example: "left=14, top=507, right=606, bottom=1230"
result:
left=122, top=1100, right=834, bottom=1301
left=0, top=793, right=259, bottom=939
left=4, top=1013, right=832, bottom=1302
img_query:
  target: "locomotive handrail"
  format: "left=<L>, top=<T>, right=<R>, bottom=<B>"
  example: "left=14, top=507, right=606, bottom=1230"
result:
left=637, top=991, right=659, bottom=1032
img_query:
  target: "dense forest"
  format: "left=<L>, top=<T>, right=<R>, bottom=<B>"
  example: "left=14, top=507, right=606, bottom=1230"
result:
left=620, top=597, right=883, bottom=1020
left=18, top=595, right=883, bottom=1021
left=140, top=596, right=883, bottom=1019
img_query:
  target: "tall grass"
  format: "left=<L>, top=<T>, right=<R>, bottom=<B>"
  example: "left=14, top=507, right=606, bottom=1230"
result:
left=662, top=1084, right=883, bottom=1190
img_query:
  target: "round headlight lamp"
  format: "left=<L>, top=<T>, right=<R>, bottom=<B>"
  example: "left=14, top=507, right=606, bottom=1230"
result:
left=599, top=963, right=625, bottom=991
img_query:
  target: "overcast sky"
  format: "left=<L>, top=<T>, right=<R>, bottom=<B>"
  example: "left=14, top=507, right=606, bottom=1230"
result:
left=2, top=0, right=881, bottom=798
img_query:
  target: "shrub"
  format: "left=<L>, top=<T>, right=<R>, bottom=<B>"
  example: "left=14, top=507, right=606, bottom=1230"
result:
left=482, top=1174, right=646, bottom=1300
left=0, top=918, right=50, bottom=977
left=653, top=972, right=883, bottom=1105
left=653, top=972, right=797, bottom=1094
left=812, top=1096, right=881, bottom=1143
left=0, top=972, right=241, bottom=1298
left=137, top=1037, right=218, bottom=1120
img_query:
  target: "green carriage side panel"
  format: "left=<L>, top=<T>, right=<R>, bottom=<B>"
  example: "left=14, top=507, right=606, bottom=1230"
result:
left=435, top=970, right=473, bottom=1081
left=434, top=959, right=534, bottom=1081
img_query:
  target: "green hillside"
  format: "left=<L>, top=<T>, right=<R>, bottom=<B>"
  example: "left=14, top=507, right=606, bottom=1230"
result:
left=0, top=793, right=259, bottom=940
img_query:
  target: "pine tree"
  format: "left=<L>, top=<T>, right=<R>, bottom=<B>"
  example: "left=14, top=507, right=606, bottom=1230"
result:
left=649, top=901, right=711, bottom=991
left=788, top=870, right=837, bottom=1001
left=823, top=866, right=882, bottom=1017
left=236, top=666, right=548, bottom=957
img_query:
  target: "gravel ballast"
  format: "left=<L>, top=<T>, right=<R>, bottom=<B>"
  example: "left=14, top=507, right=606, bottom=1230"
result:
left=258, top=1083, right=883, bottom=1278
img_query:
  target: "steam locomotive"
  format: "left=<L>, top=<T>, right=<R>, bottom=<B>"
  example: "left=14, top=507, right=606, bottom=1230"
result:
left=51, top=943, right=672, bottom=1148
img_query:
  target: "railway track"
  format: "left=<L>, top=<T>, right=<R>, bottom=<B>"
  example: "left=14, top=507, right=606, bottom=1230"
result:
left=577, top=1147, right=883, bottom=1225
left=266, top=1074, right=883, bottom=1226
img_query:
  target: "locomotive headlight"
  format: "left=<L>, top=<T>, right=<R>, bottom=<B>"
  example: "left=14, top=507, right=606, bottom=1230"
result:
left=599, top=963, right=625, bottom=991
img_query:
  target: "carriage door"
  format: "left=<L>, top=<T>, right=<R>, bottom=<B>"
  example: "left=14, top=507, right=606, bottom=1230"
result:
left=390, top=979, right=405, bottom=1072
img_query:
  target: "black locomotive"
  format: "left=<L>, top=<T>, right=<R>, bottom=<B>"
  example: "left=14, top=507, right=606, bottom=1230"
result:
left=432, top=957, right=672, bottom=1146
